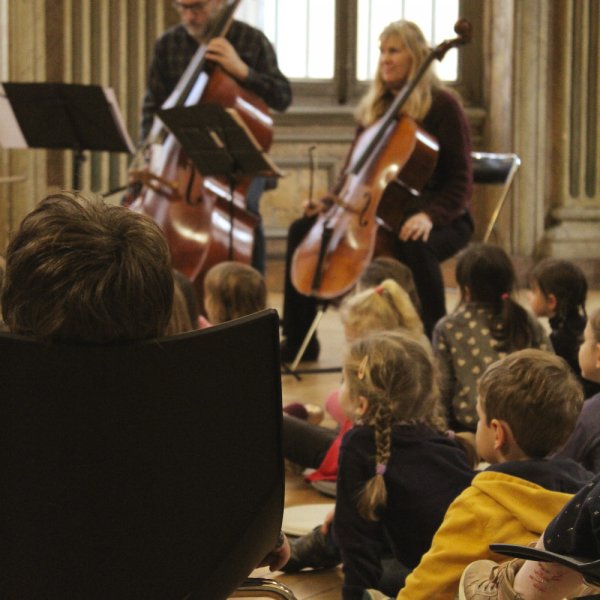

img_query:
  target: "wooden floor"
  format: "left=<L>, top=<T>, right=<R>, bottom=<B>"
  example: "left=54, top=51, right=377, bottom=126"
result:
left=245, top=286, right=600, bottom=599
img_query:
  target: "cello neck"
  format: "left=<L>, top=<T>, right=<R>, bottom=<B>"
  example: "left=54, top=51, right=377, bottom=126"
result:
left=350, top=18, right=472, bottom=176
left=171, top=0, right=241, bottom=108
left=146, top=0, right=241, bottom=144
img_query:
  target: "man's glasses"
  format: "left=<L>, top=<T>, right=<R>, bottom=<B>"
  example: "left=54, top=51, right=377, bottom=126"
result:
left=172, top=1, right=210, bottom=15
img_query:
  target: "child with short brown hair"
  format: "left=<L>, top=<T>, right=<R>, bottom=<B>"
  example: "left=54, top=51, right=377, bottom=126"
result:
left=200, top=261, right=266, bottom=326
left=391, top=349, right=592, bottom=600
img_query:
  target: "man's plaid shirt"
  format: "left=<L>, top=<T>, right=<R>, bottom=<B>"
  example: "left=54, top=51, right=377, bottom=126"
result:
left=141, top=21, right=292, bottom=140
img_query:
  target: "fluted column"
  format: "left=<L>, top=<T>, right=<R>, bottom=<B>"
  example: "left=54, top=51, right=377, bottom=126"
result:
left=536, top=0, right=600, bottom=258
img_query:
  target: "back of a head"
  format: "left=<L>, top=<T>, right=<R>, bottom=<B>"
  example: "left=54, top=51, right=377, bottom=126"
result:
left=478, top=349, right=583, bottom=458
left=345, top=329, right=444, bottom=430
left=456, top=243, right=515, bottom=304
left=340, top=278, right=424, bottom=339
left=358, top=257, right=422, bottom=313
left=529, top=258, right=588, bottom=319
left=203, top=261, right=266, bottom=324
left=1, top=192, right=174, bottom=343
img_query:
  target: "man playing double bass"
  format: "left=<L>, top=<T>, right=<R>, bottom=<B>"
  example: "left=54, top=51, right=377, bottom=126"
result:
left=141, top=0, right=292, bottom=273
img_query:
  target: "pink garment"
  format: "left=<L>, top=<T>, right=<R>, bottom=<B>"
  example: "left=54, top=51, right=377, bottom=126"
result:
left=306, top=418, right=353, bottom=482
left=198, top=315, right=212, bottom=329
left=325, top=388, right=346, bottom=425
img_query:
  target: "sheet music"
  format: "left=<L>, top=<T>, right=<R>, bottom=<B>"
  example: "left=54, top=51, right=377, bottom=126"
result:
left=0, top=84, right=28, bottom=148
left=103, top=87, right=135, bottom=154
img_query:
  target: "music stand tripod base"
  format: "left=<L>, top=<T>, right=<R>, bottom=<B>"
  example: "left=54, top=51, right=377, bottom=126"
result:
left=290, top=306, right=327, bottom=372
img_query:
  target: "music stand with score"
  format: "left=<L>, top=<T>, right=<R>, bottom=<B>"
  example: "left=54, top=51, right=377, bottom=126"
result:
left=0, top=82, right=134, bottom=189
left=157, top=102, right=282, bottom=260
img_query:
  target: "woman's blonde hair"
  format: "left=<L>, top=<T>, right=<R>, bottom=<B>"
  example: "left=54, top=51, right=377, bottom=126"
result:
left=203, top=261, right=266, bottom=324
left=343, top=330, right=446, bottom=520
left=355, top=20, right=442, bottom=127
left=339, top=278, right=423, bottom=339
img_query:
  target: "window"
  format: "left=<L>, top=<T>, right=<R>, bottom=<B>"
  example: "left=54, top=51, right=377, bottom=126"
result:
left=236, top=0, right=478, bottom=106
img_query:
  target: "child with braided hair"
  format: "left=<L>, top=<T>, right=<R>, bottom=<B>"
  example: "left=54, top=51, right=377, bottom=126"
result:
left=331, top=330, right=474, bottom=600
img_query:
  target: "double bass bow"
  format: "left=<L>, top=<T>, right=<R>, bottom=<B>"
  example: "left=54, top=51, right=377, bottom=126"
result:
left=291, top=19, right=472, bottom=301
left=128, top=0, right=273, bottom=300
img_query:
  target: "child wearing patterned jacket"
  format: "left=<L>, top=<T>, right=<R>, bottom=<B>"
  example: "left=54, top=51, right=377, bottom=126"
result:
left=433, top=243, right=551, bottom=432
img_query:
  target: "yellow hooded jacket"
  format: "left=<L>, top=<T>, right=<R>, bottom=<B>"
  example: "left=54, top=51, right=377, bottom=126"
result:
left=396, top=469, right=581, bottom=600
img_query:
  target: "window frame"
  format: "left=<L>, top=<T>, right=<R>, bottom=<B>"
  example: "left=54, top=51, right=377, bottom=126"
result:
left=286, top=0, right=483, bottom=109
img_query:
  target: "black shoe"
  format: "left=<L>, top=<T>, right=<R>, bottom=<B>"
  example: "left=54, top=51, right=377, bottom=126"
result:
left=281, top=526, right=341, bottom=572
left=280, top=336, right=320, bottom=363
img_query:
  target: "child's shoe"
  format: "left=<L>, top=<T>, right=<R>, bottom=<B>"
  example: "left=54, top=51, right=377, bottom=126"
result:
left=459, top=558, right=525, bottom=599
left=280, top=525, right=341, bottom=572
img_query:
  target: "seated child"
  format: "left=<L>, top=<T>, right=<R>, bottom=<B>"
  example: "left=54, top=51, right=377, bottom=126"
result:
left=331, top=331, right=474, bottom=599
left=283, top=278, right=427, bottom=485
left=460, top=471, right=600, bottom=599
left=554, top=307, right=600, bottom=473
left=433, top=243, right=551, bottom=432
left=392, top=349, right=592, bottom=600
left=355, top=256, right=422, bottom=313
left=528, top=257, right=600, bottom=397
left=199, top=260, right=266, bottom=327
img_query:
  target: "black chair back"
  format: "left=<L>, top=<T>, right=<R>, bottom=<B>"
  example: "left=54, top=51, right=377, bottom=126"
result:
left=0, top=310, right=283, bottom=600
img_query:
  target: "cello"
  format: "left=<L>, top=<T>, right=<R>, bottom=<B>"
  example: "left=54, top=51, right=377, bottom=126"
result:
left=291, top=19, right=472, bottom=302
left=129, top=0, right=273, bottom=302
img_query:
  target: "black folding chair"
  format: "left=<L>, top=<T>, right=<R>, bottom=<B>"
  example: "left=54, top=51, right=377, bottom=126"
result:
left=471, top=151, right=521, bottom=243
left=0, top=310, right=296, bottom=599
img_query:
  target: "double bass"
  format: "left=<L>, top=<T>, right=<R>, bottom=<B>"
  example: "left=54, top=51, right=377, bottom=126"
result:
left=129, top=0, right=273, bottom=301
left=291, top=19, right=472, bottom=301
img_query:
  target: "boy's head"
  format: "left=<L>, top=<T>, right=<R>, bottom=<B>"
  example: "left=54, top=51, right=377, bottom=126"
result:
left=1, top=191, right=174, bottom=343
left=203, top=261, right=266, bottom=324
left=475, top=349, right=583, bottom=462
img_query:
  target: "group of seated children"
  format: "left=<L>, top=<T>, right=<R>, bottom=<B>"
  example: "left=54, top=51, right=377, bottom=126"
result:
left=283, top=243, right=600, bottom=600
left=2, top=192, right=600, bottom=600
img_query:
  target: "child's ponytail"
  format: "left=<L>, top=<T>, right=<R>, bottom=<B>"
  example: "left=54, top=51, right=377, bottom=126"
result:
left=497, top=292, right=535, bottom=352
left=456, top=243, right=537, bottom=352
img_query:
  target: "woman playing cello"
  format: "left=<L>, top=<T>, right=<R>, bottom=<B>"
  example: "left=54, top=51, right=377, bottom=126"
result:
left=281, top=19, right=473, bottom=360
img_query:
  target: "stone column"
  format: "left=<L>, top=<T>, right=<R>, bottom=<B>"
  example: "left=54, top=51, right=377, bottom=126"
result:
left=0, top=0, right=47, bottom=250
left=536, top=0, right=600, bottom=259
left=510, top=0, right=552, bottom=256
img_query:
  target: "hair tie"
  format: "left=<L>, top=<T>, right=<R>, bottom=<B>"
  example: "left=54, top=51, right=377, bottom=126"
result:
left=376, top=463, right=387, bottom=476
left=501, top=292, right=510, bottom=300
left=357, top=355, right=368, bottom=380
left=446, top=429, right=456, bottom=440
left=374, top=285, right=384, bottom=295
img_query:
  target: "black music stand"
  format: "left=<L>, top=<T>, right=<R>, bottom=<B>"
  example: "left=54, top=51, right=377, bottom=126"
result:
left=157, top=103, right=282, bottom=260
left=0, top=82, right=134, bottom=189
